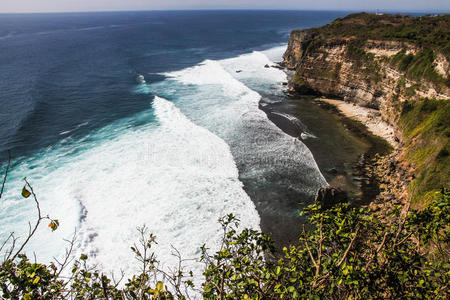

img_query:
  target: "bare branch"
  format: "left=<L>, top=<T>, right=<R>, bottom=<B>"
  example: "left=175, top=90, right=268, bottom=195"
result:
left=0, top=232, right=14, bottom=253
left=312, top=227, right=360, bottom=289
left=4, top=233, right=17, bottom=261
left=101, top=275, right=109, bottom=299
left=303, top=225, right=318, bottom=269
left=395, top=232, right=413, bottom=248
left=337, top=226, right=359, bottom=268
left=55, top=233, right=77, bottom=277
left=0, top=150, right=11, bottom=200
left=377, top=232, right=389, bottom=253
left=11, top=179, right=46, bottom=261
left=316, top=217, right=324, bottom=276
left=112, top=270, right=125, bottom=288
left=394, top=199, right=411, bottom=245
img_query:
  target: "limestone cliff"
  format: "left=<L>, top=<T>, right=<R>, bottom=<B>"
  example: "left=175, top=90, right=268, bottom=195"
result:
left=283, top=13, right=450, bottom=128
left=283, top=13, right=450, bottom=206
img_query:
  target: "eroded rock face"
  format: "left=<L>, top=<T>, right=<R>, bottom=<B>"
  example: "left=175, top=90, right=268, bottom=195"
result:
left=283, top=30, right=450, bottom=130
left=283, top=30, right=316, bottom=69
left=289, top=15, right=449, bottom=211
left=314, top=187, right=348, bottom=209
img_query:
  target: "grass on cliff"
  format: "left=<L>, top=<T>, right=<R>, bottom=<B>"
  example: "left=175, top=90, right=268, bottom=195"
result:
left=391, top=49, right=450, bottom=88
left=296, top=13, right=450, bottom=88
left=400, top=98, right=450, bottom=207
left=317, top=13, right=450, bottom=56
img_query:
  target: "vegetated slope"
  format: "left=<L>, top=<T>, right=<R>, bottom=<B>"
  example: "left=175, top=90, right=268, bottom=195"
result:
left=283, top=13, right=450, bottom=205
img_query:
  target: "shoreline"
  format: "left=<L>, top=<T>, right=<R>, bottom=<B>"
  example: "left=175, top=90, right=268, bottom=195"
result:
left=260, top=91, right=393, bottom=208
left=314, top=97, right=399, bottom=149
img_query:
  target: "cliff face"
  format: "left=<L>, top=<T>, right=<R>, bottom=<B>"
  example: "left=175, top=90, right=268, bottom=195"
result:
left=283, top=13, right=450, bottom=206
left=283, top=14, right=450, bottom=129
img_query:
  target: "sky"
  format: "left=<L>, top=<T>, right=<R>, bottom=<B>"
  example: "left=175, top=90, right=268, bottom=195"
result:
left=1, top=0, right=449, bottom=13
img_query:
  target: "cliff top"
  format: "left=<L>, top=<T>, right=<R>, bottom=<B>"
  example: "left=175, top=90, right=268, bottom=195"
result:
left=286, top=13, right=449, bottom=206
left=293, top=13, right=450, bottom=56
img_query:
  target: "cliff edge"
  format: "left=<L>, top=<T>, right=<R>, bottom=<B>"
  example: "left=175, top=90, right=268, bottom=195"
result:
left=283, top=13, right=450, bottom=207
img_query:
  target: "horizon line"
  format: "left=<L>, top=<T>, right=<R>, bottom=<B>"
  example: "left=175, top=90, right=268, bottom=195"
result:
left=1, top=8, right=449, bottom=15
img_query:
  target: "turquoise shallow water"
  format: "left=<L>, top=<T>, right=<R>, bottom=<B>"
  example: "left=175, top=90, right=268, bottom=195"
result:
left=0, top=11, right=347, bottom=281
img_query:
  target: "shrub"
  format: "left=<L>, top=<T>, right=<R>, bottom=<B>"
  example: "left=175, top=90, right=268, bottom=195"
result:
left=1, top=156, right=449, bottom=299
left=202, top=195, right=449, bottom=299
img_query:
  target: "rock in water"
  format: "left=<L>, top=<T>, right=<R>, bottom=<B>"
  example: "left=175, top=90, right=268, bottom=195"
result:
left=136, top=74, right=146, bottom=84
left=314, top=187, right=348, bottom=209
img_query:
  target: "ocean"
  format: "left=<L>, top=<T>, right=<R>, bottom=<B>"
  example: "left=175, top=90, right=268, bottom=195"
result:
left=0, top=10, right=347, bottom=282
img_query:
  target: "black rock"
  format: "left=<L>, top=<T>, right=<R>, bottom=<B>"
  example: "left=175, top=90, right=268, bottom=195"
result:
left=272, top=64, right=285, bottom=70
left=326, top=168, right=339, bottom=175
left=314, top=187, right=348, bottom=209
left=389, top=161, right=396, bottom=172
left=264, top=64, right=270, bottom=68
left=236, top=70, right=242, bottom=73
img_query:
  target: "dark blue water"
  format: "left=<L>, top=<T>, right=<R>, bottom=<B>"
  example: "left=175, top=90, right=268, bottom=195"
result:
left=0, top=11, right=346, bottom=162
left=0, top=11, right=349, bottom=280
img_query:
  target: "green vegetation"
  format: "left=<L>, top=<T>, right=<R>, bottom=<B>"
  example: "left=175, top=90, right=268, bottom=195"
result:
left=346, top=40, right=373, bottom=62
left=291, top=73, right=305, bottom=87
left=293, top=13, right=450, bottom=88
left=391, top=49, right=449, bottom=88
left=405, top=84, right=421, bottom=97
left=303, top=13, right=450, bottom=57
left=333, top=62, right=342, bottom=80
left=289, top=14, right=449, bottom=209
left=397, top=75, right=407, bottom=90
left=399, top=99, right=450, bottom=206
left=202, top=197, right=449, bottom=299
left=391, top=50, right=415, bottom=72
left=0, top=163, right=449, bottom=299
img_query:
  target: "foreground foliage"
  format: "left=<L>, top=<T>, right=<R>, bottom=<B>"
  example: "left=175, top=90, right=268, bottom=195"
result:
left=0, top=163, right=448, bottom=299
left=202, top=190, right=449, bottom=299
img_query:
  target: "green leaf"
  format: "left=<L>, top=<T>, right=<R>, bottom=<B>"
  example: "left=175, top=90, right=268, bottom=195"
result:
left=22, top=186, right=31, bottom=198
left=48, top=220, right=59, bottom=231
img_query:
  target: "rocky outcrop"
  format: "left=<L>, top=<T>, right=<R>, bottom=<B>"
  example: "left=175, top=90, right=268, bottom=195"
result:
left=367, top=151, right=413, bottom=214
left=284, top=14, right=450, bottom=208
left=283, top=27, right=449, bottom=130
left=314, top=187, right=348, bottom=209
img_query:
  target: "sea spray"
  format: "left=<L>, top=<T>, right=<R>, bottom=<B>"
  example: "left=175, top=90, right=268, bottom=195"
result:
left=151, top=47, right=327, bottom=244
left=0, top=96, right=260, bottom=286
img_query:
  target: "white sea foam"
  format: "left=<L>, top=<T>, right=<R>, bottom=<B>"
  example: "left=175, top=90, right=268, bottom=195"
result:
left=59, top=122, right=89, bottom=135
left=261, top=45, right=287, bottom=62
left=220, top=48, right=288, bottom=93
left=271, top=112, right=316, bottom=138
left=0, top=46, right=325, bottom=291
left=158, top=47, right=326, bottom=198
left=0, top=96, right=259, bottom=287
